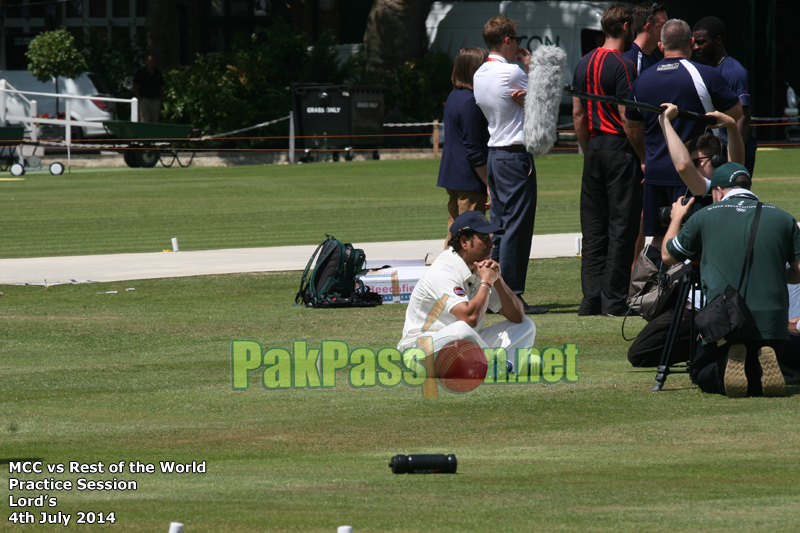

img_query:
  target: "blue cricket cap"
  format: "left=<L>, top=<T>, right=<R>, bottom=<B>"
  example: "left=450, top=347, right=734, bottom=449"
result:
left=450, top=211, right=504, bottom=236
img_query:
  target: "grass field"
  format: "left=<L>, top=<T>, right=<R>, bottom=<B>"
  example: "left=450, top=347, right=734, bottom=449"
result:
left=2, top=150, right=800, bottom=258
left=2, top=153, right=800, bottom=532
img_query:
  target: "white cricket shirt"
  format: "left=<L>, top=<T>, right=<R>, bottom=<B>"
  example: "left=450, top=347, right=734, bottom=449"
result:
left=398, top=248, right=502, bottom=351
left=472, top=53, right=528, bottom=147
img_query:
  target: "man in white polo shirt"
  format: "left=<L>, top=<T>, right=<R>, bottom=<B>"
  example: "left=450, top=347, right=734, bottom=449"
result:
left=473, top=14, right=547, bottom=315
left=397, top=211, right=537, bottom=373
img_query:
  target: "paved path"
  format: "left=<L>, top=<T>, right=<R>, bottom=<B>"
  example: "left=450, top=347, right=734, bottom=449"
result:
left=0, top=233, right=582, bottom=286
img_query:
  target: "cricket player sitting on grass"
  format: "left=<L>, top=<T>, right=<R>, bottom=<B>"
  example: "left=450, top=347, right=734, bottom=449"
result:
left=397, top=211, right=536, bottom=374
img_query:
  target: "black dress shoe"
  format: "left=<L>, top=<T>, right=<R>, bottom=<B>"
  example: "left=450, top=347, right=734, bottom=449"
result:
left=578, top=299, right=600, bottom=316
left=518, top=297, right=548, bottom=315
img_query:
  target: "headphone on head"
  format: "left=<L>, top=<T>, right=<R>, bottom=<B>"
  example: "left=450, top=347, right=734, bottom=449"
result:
left=710, top=137, right=727, bottom=168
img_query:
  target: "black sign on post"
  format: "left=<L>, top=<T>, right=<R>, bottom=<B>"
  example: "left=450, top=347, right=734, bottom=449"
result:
left=291, top=84, right=387, bottom=151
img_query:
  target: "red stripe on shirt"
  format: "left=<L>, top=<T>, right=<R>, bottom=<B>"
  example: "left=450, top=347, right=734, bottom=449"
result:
left=582, top=49, right=631, bottom=137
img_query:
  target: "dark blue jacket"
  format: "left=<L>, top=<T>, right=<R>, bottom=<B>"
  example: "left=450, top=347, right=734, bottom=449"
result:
left=437, top=88, right=489, bottom=192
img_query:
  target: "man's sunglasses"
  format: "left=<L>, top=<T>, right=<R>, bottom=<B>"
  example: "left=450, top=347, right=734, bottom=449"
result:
left=508, top=36, right=522, bottom=45
left=647, top=2, right=665, bottom=19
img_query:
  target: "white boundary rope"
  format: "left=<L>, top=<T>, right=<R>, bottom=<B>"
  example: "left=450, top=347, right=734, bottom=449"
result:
left=751, top=116, right=800, bottom=122
left=18, top=116, right=294, bottom=153
left=200, top=116, right=290, bottom=140
left=384, top=122, right=437, bottom=127
left=28, top=140, right=170, bottom=150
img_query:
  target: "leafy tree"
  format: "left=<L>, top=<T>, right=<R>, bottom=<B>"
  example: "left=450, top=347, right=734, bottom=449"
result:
left=384, top=50, right=453, bottom=122
left=162, top=21, right=353, bottom=149
left=80, top=23, right=147, bottom=120
left=363, top=0, right=434, bottom=73
left=158, top=17, right=452, bottom=150
left=26, top=28, right=89, bottom=115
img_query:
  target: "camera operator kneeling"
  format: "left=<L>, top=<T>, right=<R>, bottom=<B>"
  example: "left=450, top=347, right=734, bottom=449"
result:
left=661, top=163, right=800, bottom=397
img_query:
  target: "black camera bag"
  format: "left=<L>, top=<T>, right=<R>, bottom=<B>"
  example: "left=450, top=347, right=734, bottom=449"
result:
left=694, top=203, right=761, bottom=344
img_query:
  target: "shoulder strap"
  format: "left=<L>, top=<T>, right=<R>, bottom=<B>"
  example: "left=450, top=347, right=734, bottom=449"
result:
left=679, top=58, right=718, bottom=136
left=295, top=237, right=331, bottom=305
left=737, top=202, right=762, bottom=294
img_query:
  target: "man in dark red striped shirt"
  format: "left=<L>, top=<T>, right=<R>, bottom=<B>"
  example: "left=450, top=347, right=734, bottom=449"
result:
left=572, top=3, right=646, bottom=316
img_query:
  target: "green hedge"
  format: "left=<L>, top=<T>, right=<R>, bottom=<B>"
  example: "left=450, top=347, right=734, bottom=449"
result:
left=83, top=19, right=453, bottom=149
left=161, top=21, right=453, bottom=149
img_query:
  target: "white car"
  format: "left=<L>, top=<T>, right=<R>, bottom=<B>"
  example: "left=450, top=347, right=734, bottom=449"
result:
left=0, top=70, right=116, bottom=138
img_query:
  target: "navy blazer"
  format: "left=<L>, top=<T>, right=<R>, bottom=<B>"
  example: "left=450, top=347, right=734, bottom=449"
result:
left=437, top=88, right=489, bottom=193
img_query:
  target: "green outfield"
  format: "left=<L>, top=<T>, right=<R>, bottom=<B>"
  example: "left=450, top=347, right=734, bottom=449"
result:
left=2, top=152, right=800, bottom=532
left=2, top=150, right=797, bottom=259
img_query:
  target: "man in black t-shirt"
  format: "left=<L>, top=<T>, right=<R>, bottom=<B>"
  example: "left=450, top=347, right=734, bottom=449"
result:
left=572, top=3, right=645, bottom=316
left=133, top=55, right=164, bottom=123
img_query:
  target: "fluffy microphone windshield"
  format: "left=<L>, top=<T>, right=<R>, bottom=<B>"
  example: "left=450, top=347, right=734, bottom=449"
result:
left=524, top=45, right=567, bottom=156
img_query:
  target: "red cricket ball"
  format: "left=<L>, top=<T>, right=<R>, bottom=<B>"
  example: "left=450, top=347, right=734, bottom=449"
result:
left=435, top=340, right=487, bottom=393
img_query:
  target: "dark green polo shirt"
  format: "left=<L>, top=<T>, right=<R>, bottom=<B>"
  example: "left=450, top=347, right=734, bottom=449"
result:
left=666, top=193, right=800, bottom=340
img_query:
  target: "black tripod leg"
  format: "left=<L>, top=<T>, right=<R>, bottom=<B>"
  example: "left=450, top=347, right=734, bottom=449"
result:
left=652, top=272, right=693, bottom=391
left=687, top=271, right=698, bottom=374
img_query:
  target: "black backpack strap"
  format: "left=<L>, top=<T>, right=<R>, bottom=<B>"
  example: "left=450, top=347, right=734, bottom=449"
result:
left=295, top=238, right=329, bottom=305
left=737, top=202, right=762, bottom=296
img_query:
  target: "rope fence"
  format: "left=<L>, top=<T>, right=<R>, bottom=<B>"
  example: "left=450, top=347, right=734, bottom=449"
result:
left=13, top=112, right=800, bottom=169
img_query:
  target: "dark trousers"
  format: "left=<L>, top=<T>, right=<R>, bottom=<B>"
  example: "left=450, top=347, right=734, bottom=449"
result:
left=784, top=333, right=800, bottom=368
left=627, top=307, right=694, bottom=368
left=745, top=155, right=756, bottom=179
left=579, top=136, right=642, bottom=315
left=487, top=148, right=536, bottom=295
left=692, top=339, right=786, bottom=396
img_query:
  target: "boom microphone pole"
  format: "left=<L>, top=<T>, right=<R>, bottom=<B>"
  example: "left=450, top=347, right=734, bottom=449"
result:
left=563, top=85, right=717, bottom=125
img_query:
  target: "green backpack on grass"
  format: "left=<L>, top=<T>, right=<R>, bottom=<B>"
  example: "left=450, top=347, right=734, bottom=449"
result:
left=295, top=235, right=382, bottom=308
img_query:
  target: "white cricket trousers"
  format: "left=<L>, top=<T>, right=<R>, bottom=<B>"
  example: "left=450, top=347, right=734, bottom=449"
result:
left=402, top=317, right=536, bottom=371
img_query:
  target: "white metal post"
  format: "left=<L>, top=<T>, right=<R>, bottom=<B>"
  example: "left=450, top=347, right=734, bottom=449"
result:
left=131, top=97, right=138, bottom=122
left=66, top=99, right=72, bottom=170
left=0, top=80, right=6, bottom=126
left=66, top=99, right=72, bottom=145
left=30, top=101, right=38, bottom=142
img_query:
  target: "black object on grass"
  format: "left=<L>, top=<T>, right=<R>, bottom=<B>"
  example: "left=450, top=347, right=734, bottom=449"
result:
left=389, top=454, right=457, bottom=474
